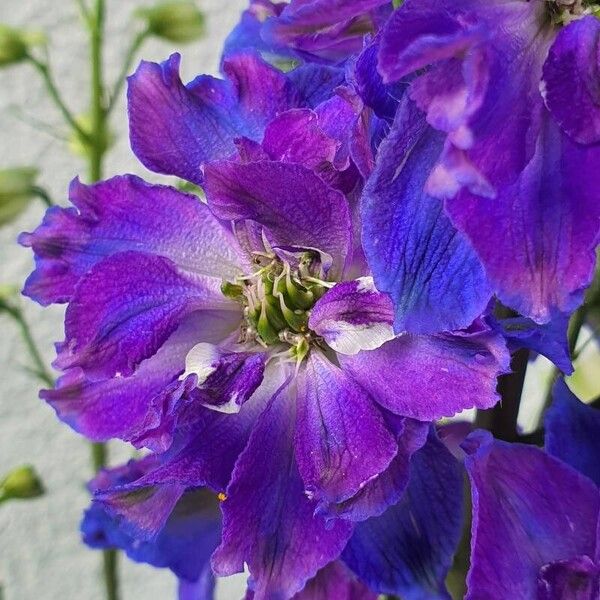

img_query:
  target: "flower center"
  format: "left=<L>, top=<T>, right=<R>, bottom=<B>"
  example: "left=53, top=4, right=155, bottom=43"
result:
left=221, top=251, right=331, bottom=360
left=548, top=0, right=598, bottom=24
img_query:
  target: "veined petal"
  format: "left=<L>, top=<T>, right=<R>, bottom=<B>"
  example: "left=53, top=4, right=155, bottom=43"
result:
left=341, top=324, right=510, bottom=420
left=309, top=277, right=394, bottom=355
left=464, top=431, right=599, bottom=600
left=343, top=429, right=464, bottom=599
left=83, top=460, right=220, bottom=586
left=327, top=417, right=429, bottom=522
left=542, top=16, right=600, bottom=145
left=212, top=376, right=353, bottom=599
left=204, top=160, right=352, bottom=277
left=446, top=116, right=600, bottom=323
left=291, top=561, right=377, bottom=600
left=295, top=351, right=397, bottom=507
left=362, top=97, right=491, bottom=334
left=43, top=310, right=239, bottom=449
left=545, top=378, right=600, bottom=486
left=55, top=251, right=235, bottom=379
left=128, top=52, right=299, bottom=183
left=20, top=175, right=246, bottom=305
left=182, top=343, right=267, bottom=414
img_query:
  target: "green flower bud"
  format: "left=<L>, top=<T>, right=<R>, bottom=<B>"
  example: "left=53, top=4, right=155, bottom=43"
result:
left=0, top=25, right=28, bottom=66
left=138, top=2, right=206, bottom=43
left=0, top=167, right=38, bottom=225
left=0, top=465, right=44, bottom=502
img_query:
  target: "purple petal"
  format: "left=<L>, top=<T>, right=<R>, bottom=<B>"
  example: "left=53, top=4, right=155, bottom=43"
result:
left=55, top=251, right=234, bottom=379
left=287, top=63, right=347, bottom=108
left=20, top=175, right=245, bottom=306
left=128, top=52, right=298, bottom=183
left=542, top=16, right=600, bottom=145
left=537, top=556, right=599, bottom=600
left=545, top=378, right=600, bottom=487
left=133, top=368, right=281, bottom=494
left=341, top=323, right=510, bottom=420
left=490, top=312, right=572, bottom=375
left=328, top=417, right=429, bottom=522
left=309, top=278, right=394, bottom=355
left=212, top=376, right=353, bottom=598
left=295, top=351, right=397, bottom=508
left=343, top=429, right=464, bottom=599
left=261, top=109, right=338, bottom=170
left=362, top=97, right=491, bottom=334
left=83, top=461, right=220, bottom=585
left=263, top=0, right=389, bottom=62
left=43, top=310, right=238, bottom=449
left=182, top=344, right=266, bottom=414
left=464, top=431, right=600, bottom=600
left=203, top=160, right=352, bottom=277
left=292, top=561, right=377, bottom=600
left=446, top=117, right=600, bottom=323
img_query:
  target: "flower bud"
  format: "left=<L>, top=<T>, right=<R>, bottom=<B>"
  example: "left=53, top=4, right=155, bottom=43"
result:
left=138, top=2, right=205, bottom=43
left=0, top=167, right=38, bottom=225
left=0, top=25, right=28, bottom=66
left=0, top=465, right=44, bottom=502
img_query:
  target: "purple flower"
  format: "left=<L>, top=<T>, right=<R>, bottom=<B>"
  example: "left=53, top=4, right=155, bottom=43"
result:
left=372, top=0, right=600, bottom=326
left=464, top=380, right=600, bottom=599
left=20, top=43, right=510, bottom=597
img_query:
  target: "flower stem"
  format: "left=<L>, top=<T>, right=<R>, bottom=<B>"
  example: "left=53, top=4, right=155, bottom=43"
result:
left=27, top=54, right=91, bottom=143
left=31, top=185, right=54, bottom=207
left=3, top=305, right=53, bottom=388
left=106, top=30, right=148, bottom=115
left=86, top=2, right=119, bottom=599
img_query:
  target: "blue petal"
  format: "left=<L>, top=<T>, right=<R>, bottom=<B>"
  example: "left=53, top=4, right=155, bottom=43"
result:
left=342, top=429, right=464, bottom=599
left=545, top=378, right=600, bottom=486
left=361, top=96, right=491, bottom=334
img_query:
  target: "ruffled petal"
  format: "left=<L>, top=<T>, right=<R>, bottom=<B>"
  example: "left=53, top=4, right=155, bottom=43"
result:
left=181, top=344, right=266, bottom=414
left=545, top=378, right=600, bottom=486
left=292, top=561, right=377, bottom=600
left=83, top=459, right=220, bottom=586
left=327, top=417, right=429, bottom=522
left=537, top=555, right=599, bottom=600
left=55, top=251, right=235, bottom=379
left=343, top=429, right=464, bottom=599
left=212, top=376, right=354, bottom=599
left=287, top=63, right=347, bottom=108
left=42, top=310, right=239, bottom=449
left=295, top=351, right=397, bottom=508
left=464, top=431, right=600, bottom=600
left=309, top=277, right=394, bottom=355
left=340, top=323, right=510, bottom=420
left=490, top=312, right=572, bottom=375
left=20, top=175, right=245, bottom=305
left=361, top=97, right=491, bottom=334
left=203, top=160, right=352, bottom=277
left=128, top=52, right=298, bottom=183
left=262, top=0, right=390, bottom=62
left=542, top=16, right=600, bottom=145
left=446, top=116, right=600, bottom=323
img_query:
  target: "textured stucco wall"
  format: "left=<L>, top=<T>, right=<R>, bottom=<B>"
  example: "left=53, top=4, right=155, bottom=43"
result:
left=0, top=1, right=246, bottom=598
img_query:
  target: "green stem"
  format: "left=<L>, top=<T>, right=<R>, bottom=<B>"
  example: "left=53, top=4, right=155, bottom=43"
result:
left=106, top=30, right=148, bottom=115
left=3, top=305, right=53, bottom=388
left=27, top=55, right=91, bottom=143
left=87, top=3, right=119, bottom=599
left=31, top=185, right=54, bottom=207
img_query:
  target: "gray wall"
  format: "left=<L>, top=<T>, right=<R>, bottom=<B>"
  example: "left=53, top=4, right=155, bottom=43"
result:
left=0, top=1, right=246, bottom=598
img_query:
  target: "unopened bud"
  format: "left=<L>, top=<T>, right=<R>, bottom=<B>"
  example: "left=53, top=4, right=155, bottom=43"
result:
left=0, top=465, right=44, bottom=502
left=0, top=167, right=38, bottom=225
left=138, top=2, right=205, bottom=43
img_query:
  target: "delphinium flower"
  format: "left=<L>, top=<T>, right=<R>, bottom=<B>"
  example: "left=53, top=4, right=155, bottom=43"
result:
left=19, top=12, right=514, bottom=593
left=463, top=380, right=600, bottom=599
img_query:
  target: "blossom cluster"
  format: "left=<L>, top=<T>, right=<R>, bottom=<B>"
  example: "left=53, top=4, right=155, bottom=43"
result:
left=21, top=0, right=600, bottom=598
